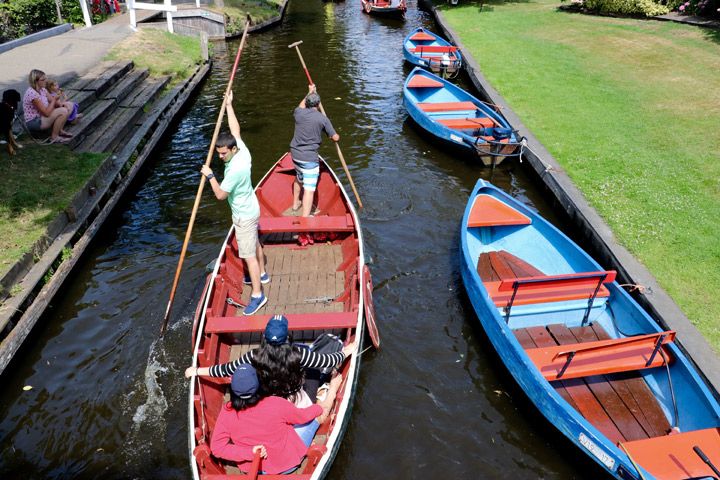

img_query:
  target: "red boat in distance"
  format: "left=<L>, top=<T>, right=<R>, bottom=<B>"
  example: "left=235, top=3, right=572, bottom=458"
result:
left=361, top=0, right=407, bottom=16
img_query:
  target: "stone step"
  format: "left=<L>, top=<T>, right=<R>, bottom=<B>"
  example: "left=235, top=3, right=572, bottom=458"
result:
left=63, top=89, right=96, bottom=111
left=67, top=98, right=117, bottom=149
left=101, top=68, right=150, bottom=102
left=65, top=60, right=134, bottom=98
left=120, top=75, right=171, bottom=109
left=77, top=105, right=145, bottom=153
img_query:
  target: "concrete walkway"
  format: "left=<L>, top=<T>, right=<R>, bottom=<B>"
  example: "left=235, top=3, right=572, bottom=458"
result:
left=0, top=11, right=158, bottom=94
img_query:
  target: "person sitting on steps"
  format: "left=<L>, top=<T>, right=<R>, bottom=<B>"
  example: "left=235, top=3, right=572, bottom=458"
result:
left=22, top=69, right=72, bottom=143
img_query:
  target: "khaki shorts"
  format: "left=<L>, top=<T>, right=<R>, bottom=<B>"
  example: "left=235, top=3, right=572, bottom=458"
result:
left=233, top=215, right=259, bottom=259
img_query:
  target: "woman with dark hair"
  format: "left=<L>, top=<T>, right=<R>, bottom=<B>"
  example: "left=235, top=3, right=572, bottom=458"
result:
left=211, top=363, right=342, bottom=474
left=186, top=314, right=356, bottom=402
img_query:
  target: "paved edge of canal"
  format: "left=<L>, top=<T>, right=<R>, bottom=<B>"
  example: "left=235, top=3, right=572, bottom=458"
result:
left=420, top=0, right=720, bottom=398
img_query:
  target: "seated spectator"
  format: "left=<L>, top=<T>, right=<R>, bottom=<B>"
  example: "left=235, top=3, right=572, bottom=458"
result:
left=46, top=79, right=82, bottom=124
left=185, top=314, right=356, bottom=402
left=210, top=364, right=342, bottom=474
left=23, top=69, right=72, bottom=143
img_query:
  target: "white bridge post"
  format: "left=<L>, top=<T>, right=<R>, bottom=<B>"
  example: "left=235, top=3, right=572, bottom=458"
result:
left=165, top=0, right=174, bottom=33
left=128, top=0, right=137, bottom=29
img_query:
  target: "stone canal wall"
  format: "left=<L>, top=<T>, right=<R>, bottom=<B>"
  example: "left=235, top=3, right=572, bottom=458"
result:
left=419, top=0, right=720, bottom=397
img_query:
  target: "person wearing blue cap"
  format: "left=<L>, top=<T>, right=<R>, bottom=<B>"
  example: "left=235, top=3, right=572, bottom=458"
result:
left=186, top=314, right=356, bottom=402
left=210, top=363, right=343, bottom=474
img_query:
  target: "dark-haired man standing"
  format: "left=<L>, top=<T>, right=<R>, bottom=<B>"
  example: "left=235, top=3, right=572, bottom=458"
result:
left=201, top=91, right=269, bottom=315
left=289, top=84, right=340, bottom=220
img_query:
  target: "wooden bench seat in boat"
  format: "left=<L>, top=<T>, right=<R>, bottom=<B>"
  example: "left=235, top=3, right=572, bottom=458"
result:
left=469, top=196, right=532, bottom=228
left=619, top=428, right=720, bottom=480
left=485, top=271, right=615, bottom=307
left=409, top=31, right=436, bottom=41
left=204, top=311, right=358, bottom=334
left=437, top=118, right=495, bottom=130
left=406, top=75, right=443, bottom=88
left=478, top=250, right=542, bottom=281
left=417, top=101, right=476, bottom=112
left=514, top=323, right=672, bottom=444
left=258, top=215, right=355, bottom=233
left=410, top=45, right=458, bottom=53
left=525, top=330, right=675, bottom=381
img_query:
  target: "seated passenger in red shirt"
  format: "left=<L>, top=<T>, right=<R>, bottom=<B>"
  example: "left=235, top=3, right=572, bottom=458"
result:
left=210, top=364, right=342, bottom=474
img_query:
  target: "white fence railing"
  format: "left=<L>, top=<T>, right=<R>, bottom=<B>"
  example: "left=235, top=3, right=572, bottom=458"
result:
left=128, top=0, right=178, bottom=33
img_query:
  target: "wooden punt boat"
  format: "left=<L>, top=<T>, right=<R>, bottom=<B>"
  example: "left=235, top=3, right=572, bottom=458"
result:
left=460, top=179, right=720, bottom=480
left=360, top=0, right=406, bottom=16
left=189, top=152, right=378, bottom=479
left=403, top=27, right=462, bottom=76
left=403, top=67, right=522, bottom=167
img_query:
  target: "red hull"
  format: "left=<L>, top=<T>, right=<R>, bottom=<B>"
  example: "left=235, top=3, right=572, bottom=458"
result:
left=189, top=153, right=367, bottom=480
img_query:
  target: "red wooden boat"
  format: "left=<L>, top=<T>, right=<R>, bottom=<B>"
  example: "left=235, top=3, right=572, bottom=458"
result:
left=361, top=0, right=407, bottom=16
left=189, top=152, right=377, bottom=479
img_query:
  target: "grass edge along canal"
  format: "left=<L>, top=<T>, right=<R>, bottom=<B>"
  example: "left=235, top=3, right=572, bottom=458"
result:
left=440, top=0, right=720, bottom=351
left=0, top=30, right=203, bottom=286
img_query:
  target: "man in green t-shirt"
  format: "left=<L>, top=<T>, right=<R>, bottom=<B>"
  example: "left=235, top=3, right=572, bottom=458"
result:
left=201, top=91, right=269, bottom=315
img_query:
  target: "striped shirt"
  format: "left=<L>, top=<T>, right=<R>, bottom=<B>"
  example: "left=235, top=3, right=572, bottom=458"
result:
left=208, top=346, right=345, bottom=378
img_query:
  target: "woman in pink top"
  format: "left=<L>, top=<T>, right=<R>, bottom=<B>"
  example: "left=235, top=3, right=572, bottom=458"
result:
left=210, top=364, right=342, bottom=474
left=23, top=69, right=71, bottom=143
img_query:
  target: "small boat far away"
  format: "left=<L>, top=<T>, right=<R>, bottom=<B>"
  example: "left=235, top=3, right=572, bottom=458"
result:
left=404, top=67, right=523, bottom=167
left=361, top=0, right=407, bottom=16
left=189, top=152, right=377, bottom=479
left=460, top=179, right=720, bottom=480
left=403, top=27, right=462, bottom=78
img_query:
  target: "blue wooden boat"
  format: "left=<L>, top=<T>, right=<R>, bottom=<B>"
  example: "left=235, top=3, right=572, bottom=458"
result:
left=403, top=67, right=522, bottom=166
left=403, top=27, right=462, bottom=77
left=460, top=179, right=720, bottom=480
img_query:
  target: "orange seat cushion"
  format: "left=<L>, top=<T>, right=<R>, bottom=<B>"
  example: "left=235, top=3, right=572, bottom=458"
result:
left=468, top=194, right=531, bottom=227
left=406, top=75, right=443, bottom=88
left=418, top=101, right=476, bottom=112
left=437, top=118, right=495, bottom=130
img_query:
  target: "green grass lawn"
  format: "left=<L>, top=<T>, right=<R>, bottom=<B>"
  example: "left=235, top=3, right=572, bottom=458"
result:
left=105, top=29, right=204, bottom=82
left=210, top=0, right=285, bottom=36
left=441, top=0, right=720, bottom=349
left=0, top=144, right=106, bottom=279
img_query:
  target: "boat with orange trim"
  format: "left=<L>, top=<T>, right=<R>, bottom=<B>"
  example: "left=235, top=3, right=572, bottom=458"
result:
left=461, top=179, right=720, bottom=480
left=360, top=0, right=406, bottom=16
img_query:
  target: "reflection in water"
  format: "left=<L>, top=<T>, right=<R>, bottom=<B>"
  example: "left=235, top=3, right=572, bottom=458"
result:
left=0, top=0, right=591, bottom=478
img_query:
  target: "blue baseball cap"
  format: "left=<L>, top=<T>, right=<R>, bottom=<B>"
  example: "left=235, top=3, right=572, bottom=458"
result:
left=231, top=364, right=259, bottom=398
left=264, top=314, right=289, bottom=345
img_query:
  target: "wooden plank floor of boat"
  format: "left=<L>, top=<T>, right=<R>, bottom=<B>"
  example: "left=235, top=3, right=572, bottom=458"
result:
left=232, top=242, right=347, bottom=358
left=514, top=323, right=671, bottom=445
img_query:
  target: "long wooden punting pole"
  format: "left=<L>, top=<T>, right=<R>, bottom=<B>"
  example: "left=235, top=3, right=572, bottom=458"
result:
left=288, top=40, right=364, bottom=209
left=160, top=20, right=251, bottom=336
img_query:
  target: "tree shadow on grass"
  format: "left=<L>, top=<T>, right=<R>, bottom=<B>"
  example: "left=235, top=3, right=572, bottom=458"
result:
left=700, top=25, right=720, bottom=44
left=435, top=0, right=531, bottom=14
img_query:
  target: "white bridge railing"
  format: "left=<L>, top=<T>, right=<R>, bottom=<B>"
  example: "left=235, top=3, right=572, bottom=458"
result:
left=128, top=0, right=179, bottom=33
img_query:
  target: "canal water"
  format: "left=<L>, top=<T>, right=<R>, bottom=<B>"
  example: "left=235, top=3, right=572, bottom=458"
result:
left=0, top=1, right=595, bottom=478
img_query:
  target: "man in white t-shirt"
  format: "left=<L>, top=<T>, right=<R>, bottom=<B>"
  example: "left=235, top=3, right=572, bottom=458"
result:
left=201, top=91, right=269, bottom=315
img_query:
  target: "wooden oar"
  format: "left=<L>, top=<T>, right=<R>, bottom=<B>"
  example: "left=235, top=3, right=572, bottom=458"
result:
left=248, top=449, right=263, bottom=479
left=288, top=40, right=363, bottom=210
left=160, top=19, right=251, bottom=336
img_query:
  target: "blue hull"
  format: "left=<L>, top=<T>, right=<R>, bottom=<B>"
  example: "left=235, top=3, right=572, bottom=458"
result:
left=460, top=180, right=720, bottom=479
left=403, top=67, right=522, bottom=166
left=402, top=27, right=462, bottom=72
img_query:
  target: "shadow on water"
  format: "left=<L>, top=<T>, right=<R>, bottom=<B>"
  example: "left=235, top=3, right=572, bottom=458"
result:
left=1, top=0, right=597, bottom=478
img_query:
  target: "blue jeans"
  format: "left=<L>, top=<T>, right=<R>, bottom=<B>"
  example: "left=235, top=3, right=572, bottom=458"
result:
left=274, top=420, right=321, bottom=474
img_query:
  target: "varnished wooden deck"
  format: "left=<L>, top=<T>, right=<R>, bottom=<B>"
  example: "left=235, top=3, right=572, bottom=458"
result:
left=232, top=242, right=348, bottom=357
